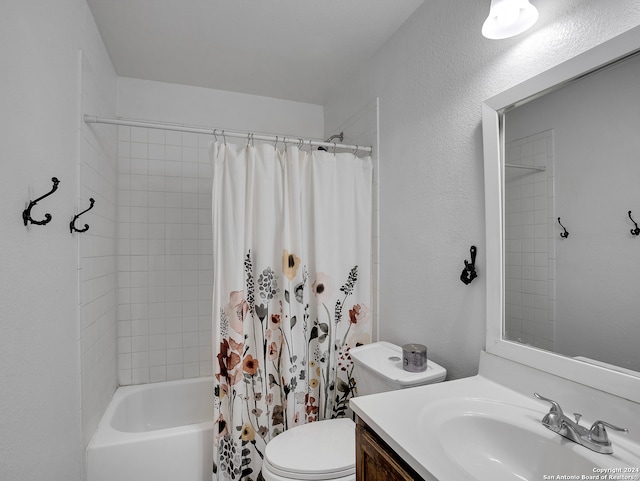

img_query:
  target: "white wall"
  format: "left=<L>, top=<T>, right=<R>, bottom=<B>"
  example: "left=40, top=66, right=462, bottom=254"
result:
left=505, top=54, right=640, bottom=372
left=115, top=78, right=325, bottom=385
left=0, top=1, right=117, bottom=480
left=117, top=77, right=324, bottom=139
left=324, top=0, right=640, bottom=379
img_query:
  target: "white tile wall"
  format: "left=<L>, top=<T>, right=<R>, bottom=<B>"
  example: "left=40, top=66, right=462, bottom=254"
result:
left=117, top=126, right=213, bottom=385
left=504, top=130, right=555, bottom=351
left=79, top=52, right=118, bottom=445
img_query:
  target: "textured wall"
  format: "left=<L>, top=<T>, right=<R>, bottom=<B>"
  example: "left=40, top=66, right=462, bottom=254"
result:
left=0, top=1, right=117, bottom=480
left=324, top=0, right=640, bottom=379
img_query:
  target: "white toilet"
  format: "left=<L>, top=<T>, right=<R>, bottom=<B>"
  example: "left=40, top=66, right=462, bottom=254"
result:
left=261, top=341, right=446, bottom=481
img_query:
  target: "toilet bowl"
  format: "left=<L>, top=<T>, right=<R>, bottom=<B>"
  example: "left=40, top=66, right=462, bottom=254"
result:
left=261, top=341, right=446, bottom=481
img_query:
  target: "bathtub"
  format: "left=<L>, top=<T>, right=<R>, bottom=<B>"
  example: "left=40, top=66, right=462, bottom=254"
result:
left=87, top=377, right=214, bottom=481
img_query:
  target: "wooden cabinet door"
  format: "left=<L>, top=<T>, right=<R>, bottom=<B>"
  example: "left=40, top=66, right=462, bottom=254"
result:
left=355, top=418, right=424, bottom=481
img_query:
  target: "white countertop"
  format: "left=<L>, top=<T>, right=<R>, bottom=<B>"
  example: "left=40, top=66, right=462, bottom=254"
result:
left=350, top=352, right=640, bottom=481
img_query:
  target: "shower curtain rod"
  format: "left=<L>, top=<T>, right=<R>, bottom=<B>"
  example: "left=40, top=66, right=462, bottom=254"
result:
left=84, top=115, right=373, bottom=154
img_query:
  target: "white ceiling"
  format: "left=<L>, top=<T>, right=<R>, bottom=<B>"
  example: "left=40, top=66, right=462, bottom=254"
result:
left=87, top=0, right=424, bottom=105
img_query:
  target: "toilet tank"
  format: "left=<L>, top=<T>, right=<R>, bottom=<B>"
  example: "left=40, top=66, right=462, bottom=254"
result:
left=350, top=341, right=446, bottom=396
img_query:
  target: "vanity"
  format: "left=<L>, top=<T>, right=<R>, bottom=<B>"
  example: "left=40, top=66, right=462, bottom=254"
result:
left=351, top=25, right=640, bottom=481
left=355, top=417, right=424, bottom=481
left=351, top=352, right=640, bottom=481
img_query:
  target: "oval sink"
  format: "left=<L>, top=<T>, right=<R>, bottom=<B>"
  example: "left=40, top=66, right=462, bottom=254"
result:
left=419, top=398, right=638, bottom=481
left=440, top=414, right=596, bottom=480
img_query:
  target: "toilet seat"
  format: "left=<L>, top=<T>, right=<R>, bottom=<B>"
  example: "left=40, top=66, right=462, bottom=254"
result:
left=261, top=418, right=355, bottom=481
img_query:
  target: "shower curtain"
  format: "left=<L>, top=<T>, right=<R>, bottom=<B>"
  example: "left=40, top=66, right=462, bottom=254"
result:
left=211, top=141, right=372, bottom=480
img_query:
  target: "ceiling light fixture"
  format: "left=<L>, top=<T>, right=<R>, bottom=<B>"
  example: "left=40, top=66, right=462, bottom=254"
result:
left=482, top=0, right=539, bottom=39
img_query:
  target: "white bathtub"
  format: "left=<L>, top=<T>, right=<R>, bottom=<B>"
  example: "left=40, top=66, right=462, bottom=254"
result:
left=87, top=377, right=214, bottom=481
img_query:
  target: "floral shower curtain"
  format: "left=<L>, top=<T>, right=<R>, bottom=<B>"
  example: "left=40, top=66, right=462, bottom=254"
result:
left=211, top=141, right=372, bottom=480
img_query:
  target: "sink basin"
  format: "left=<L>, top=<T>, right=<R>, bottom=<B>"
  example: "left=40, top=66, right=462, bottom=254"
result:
left=420, top=398, right=639, bottom=481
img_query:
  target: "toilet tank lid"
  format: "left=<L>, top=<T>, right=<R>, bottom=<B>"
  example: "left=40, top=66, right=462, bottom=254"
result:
left=350, top=341, right=447, bottom=387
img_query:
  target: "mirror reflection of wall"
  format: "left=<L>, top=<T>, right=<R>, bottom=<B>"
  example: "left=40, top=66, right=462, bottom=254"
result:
left=504, top=52, right=640, bottom=373
left=504, top=131, right=555, bottom=352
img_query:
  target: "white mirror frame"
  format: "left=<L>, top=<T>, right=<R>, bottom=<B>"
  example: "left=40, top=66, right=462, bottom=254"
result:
left=482, top=25, right=640, bottom=403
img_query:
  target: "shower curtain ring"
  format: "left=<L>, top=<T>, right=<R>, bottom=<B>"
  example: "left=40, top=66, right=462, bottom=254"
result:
left=353, top=145, right=359, bottom=157
left=222, top=130, right=227, bottom=145
left=212, top=129, right=218, bottom=142
left=333, top=141, right=337, bottom=155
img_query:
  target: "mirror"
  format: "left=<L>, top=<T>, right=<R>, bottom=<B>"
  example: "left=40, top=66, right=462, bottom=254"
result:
left=503, top=50, right=640, bottom=374
left=482, top=26, right=640, bottom=403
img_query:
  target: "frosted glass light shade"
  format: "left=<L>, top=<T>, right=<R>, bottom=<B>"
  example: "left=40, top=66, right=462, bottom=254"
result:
left=482, top=0, right=539, bottom=39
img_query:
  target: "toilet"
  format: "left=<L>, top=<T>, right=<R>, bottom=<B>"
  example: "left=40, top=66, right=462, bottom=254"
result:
left=261, top=341, right=447, bottom=481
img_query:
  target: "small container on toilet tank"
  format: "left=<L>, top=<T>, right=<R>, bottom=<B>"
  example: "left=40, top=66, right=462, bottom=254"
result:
left=402, top=344, right=427, bottom=372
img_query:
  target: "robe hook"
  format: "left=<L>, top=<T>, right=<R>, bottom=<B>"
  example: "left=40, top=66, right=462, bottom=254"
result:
left=22, top=177, right=60, bottom=226
left=629, top=211, right=640, bottom=236
left=460, top=245, right=478, bottom=285
left=558, top=217, right=569, bottom=238
left=70, top=198, right=95, bottom=233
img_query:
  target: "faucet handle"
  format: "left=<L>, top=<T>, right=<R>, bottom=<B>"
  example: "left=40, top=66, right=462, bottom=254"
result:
left=573, top=413, right=582, bottom=424
left=589, top=420, right=629, bottom=444
left=534, top=393, right=564, bottom=415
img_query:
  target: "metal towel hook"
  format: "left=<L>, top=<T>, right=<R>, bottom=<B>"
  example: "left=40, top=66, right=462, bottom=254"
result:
left=22, top=177, right=60, bottom=226
left=558, top=217, right=569, bottom=238
left=629, top=211, right=640, bottom=236
left=70, top=198, right=95, bottom=233
left=460, top=245, right=478, bottom=285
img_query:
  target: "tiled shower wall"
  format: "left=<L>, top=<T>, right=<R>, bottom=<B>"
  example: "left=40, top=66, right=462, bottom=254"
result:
left=79, top=51, right=118, bottom=446
left=504, top=130, right=556, bottom=351
left=117, top=127, right=213, bottom=385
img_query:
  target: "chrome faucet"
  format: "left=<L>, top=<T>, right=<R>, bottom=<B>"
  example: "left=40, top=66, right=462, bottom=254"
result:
left=534, top=393, right=629, bottom=454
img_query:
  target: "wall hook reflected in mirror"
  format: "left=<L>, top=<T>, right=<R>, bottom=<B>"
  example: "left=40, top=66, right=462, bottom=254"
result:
left=70, top=198, right=95, bottom=233
left=628, top=211, right=640, bottom=236
left=558, top=217, right=569, bottom=238
left=460, top=245, right=478, bottom=285
left=22, top=177, right=60, bottom=226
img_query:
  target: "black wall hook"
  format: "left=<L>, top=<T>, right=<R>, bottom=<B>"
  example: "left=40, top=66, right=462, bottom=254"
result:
left=460, top=245, right=478, bottom=285
left=629, top=211, right=640, bottom=236
left=558, top=217, right=569, bottom=238
left=70, top=198, right=95, bottom=233
left=22, top=177, right=60, bottom=226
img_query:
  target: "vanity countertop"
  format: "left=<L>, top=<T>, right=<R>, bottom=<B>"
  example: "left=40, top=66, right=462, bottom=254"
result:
left=350, top=352, right=640, bottom=481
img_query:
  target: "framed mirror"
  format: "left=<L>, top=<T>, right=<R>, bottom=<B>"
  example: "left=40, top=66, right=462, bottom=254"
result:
left=482, top=25, right=640, bottom=403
